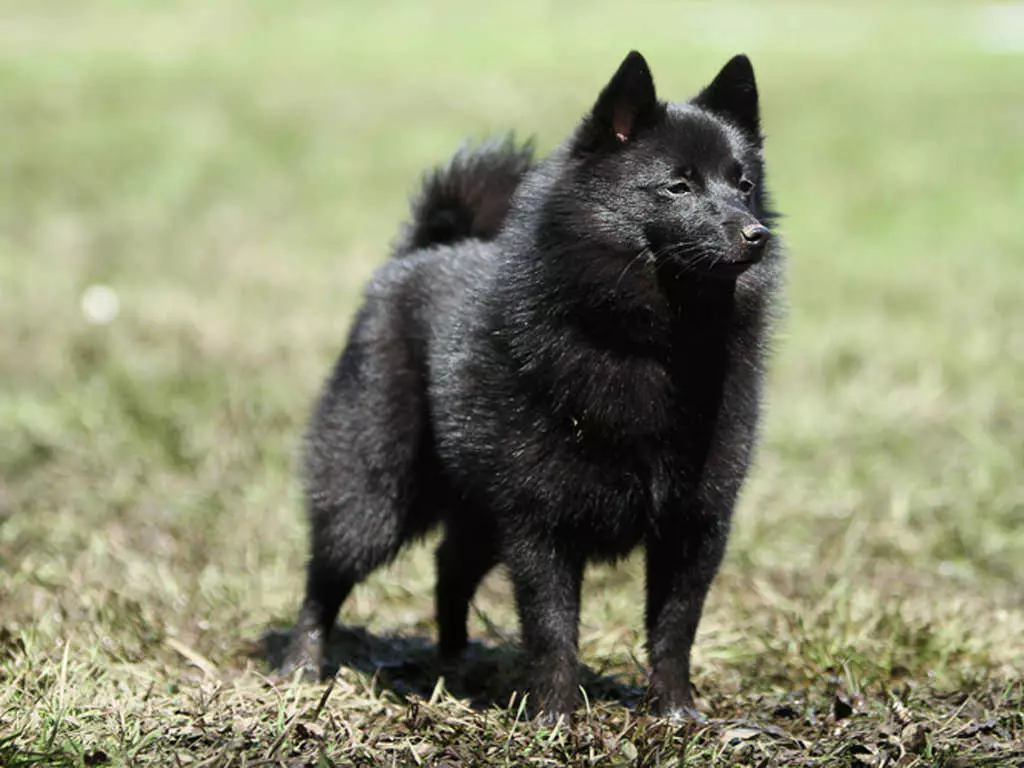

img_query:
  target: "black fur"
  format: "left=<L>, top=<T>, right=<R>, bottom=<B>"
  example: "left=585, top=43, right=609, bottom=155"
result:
left=393, top=134, right=535, bottom=256
left=281, top=51, right=783, bottom=719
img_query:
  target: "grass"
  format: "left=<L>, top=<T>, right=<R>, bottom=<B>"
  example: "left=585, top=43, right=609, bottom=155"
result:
left=1, top=1, right=1023, bottom=765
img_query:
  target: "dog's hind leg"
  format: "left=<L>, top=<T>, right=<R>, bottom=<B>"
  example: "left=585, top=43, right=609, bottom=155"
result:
left=280, top=306, right=435, bottom=680
left=435, top=515, right=498, bottom=661
left=280, top=555, right=356, bottom=681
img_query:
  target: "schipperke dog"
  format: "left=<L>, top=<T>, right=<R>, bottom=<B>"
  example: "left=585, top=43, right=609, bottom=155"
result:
left=281, top=51, right=782, bottom=720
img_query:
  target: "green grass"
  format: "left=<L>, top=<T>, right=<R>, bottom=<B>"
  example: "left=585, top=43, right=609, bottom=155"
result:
left=2, top=1, right=1023, bottom=765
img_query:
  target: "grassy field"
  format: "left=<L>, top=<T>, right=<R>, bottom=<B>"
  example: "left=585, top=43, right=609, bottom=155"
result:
left=2, top=1, right=1023, bottom=765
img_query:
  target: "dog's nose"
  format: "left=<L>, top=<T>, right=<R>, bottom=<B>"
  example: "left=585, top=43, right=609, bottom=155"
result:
left=742, top=224, right=770, bottom=248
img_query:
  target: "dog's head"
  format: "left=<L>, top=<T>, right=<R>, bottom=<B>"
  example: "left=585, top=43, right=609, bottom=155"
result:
left=554, top=51, right=776, bottom=280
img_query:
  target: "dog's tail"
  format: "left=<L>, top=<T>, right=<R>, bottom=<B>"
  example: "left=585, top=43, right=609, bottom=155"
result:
left=393, top=134, right=535, bottom=256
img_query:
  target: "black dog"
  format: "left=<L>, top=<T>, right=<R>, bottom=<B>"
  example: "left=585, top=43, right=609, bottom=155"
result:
left=281, top=51, right=782, bottom=719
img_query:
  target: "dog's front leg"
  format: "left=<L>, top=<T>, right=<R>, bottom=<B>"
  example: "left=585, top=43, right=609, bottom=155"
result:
left=644, top=511, right=729, bottom=719
left=508, top=541, right=585, bottom=720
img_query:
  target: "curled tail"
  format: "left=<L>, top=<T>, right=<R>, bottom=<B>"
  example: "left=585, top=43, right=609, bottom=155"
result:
left=393, top=134, right=535, bottom=256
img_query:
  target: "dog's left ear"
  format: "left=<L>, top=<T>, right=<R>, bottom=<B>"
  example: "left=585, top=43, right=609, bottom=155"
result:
left=577, top=50, right=660, bottom=153
left=695, top=54, right=761, bottom=141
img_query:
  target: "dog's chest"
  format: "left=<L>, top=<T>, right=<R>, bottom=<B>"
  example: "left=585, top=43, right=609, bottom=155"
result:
left=527, top=411, right=700, bottom=560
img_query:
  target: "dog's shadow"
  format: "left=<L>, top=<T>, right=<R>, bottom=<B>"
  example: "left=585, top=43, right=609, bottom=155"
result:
left=259, top=625, right=643, bottom=711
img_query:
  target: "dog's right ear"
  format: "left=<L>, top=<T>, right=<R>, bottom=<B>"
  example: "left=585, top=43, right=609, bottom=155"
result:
left=576, top=51, right=660, bottom=154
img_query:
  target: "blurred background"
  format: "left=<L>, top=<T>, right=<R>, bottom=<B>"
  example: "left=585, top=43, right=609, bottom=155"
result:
left=1, top=0, right=1022, bottom=719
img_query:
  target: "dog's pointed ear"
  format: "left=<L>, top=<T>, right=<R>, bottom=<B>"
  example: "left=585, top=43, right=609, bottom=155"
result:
left=577, top=51, right=660, bottom=152
left=695, top=54, right=760, bottom=140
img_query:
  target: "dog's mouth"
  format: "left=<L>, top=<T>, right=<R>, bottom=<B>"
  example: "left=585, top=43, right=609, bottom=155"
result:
left=705, top=251, right=762, bottom=278
left=649, top=240, right=763, bottom=281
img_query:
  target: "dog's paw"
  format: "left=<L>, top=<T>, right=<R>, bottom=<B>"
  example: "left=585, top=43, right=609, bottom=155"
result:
left=663, top=705, right=706, bottom=725
left=275, top=632, right=325, bottom=684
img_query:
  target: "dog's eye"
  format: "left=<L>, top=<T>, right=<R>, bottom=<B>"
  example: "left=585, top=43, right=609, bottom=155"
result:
left=665, top=181, right=691, bottom=195
left=739, top=178, right=755, bottom=195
